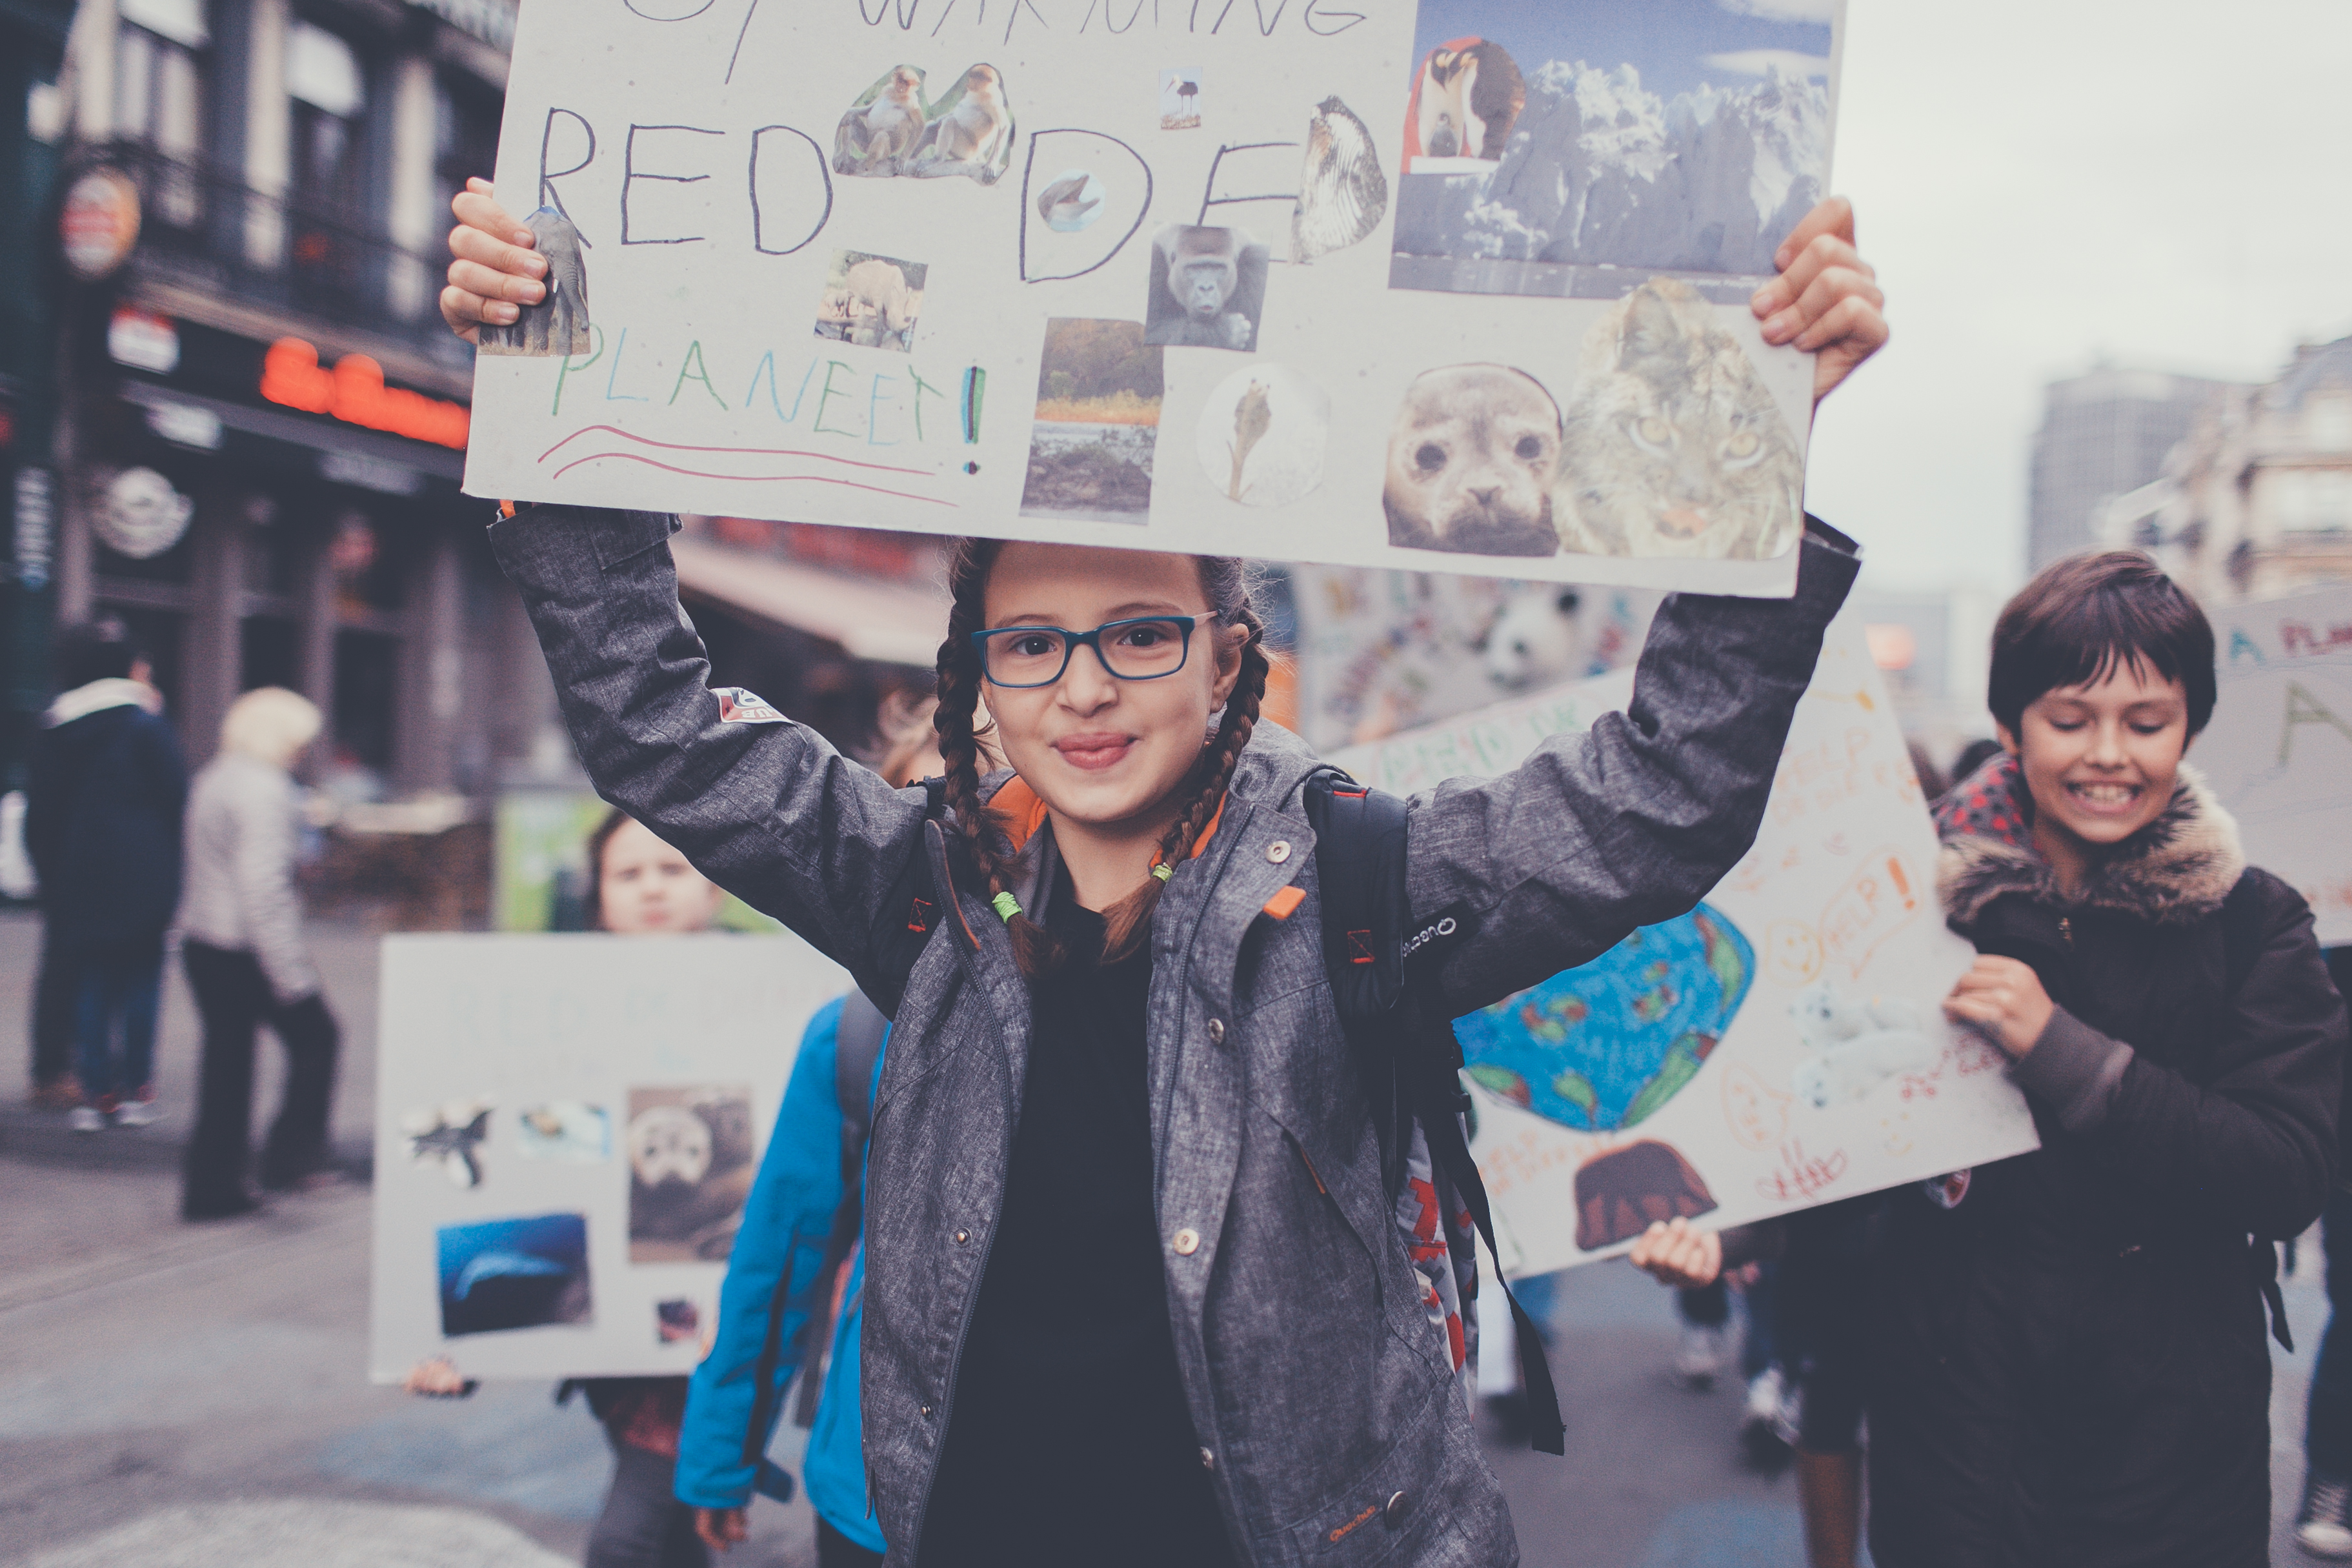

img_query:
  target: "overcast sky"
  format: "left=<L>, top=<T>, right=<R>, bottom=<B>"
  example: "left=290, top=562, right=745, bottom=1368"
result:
left=1803, top=0, right=2352, bottom=595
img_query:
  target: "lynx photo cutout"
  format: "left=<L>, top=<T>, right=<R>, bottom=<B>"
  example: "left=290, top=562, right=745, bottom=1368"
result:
left=464, top=0, right=1845, bottom=595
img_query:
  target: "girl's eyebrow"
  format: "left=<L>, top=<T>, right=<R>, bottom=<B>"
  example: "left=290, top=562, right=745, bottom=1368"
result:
left=991, top=601, right=1191, bottom=625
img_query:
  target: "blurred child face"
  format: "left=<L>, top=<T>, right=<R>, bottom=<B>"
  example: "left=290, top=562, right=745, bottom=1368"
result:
left=1998, top=659, right=2191, bottom=858
left=981, top=543, right=1243, bottom=837
left=598, top=818, right=724, bottom=934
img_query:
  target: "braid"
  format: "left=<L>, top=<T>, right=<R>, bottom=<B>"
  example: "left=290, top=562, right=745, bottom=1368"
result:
left=936, top=538, right=1065, bottom=975
left=1097, top=581, right=1271, bottom=963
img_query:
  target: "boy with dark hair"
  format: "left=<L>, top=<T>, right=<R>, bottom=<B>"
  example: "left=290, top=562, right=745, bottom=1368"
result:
left=25, top=616, right=188, bottom=1131
left=1640, top=550, right=2346, bottom=1567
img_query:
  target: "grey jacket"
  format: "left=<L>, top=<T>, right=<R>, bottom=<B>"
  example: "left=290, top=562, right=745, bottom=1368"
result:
left=180, top=752, right=319, bottom=1003
left=488, top=505, right=1856, bottom=1567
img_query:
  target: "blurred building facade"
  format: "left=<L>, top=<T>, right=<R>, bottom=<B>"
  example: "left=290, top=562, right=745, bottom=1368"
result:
left=1, top=0, right=79, bottom=787
left=2029, top=365, right=2244, bottom=574
left=39, top=0, right=518, bottom=804
left=2110, top=335, right=2352, bottom=607
left=1847, top=584, right=2002, bottom=768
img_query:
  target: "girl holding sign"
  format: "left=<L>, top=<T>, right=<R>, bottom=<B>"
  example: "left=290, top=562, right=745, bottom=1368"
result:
left=442, top=184, right=1886, bottom=1567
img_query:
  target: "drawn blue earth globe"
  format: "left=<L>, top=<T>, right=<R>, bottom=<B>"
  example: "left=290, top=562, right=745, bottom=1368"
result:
left=1454, top=903, right=1754, bottom=1132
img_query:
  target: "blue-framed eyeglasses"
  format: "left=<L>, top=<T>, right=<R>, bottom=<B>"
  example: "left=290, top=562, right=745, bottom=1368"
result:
left=970, top=613, right=1221, bottom=689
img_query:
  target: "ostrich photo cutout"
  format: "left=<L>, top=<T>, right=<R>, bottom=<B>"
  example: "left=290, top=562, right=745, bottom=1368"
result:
left=1327, top=613, right=2039, bottom=1275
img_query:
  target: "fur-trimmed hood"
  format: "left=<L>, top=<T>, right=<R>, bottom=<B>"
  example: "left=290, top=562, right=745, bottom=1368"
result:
left=1935, top=752, right=2245, bottom=928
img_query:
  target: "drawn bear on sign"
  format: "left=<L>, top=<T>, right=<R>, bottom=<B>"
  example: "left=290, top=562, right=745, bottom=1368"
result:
left=1573, top=1139, right=1718, bottom=1252
left=1143, top=225, right=1268, bottom=352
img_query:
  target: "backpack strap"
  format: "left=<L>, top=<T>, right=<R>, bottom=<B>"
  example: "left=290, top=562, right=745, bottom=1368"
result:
left=1302, top=767, right=1567, bottom=1456
left=1302, top=770, right=1412, bottom=1193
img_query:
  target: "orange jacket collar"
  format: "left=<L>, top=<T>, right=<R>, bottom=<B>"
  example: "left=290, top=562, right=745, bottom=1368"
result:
left=987, top=777, right=1228, bottom=864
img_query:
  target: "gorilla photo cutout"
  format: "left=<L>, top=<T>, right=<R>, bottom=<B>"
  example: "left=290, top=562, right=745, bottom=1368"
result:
left=1141, top=225, right=1269, bottom=352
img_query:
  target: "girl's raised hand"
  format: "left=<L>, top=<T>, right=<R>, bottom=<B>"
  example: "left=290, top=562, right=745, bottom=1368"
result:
left=1629, top=1216, right=1724, bottom=1289
left=440, top=177, right=548, bottom=345
left=1750, top=196, right=1887, bottom=407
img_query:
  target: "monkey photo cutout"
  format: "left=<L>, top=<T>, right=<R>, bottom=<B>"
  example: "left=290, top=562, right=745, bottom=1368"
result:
left=905, top=63, right=1016, bottom=184
left=476, top=206, right=590, bottom=357
left=1142, top=225, right=1269, bottom=353
left=832, top=63, right=929, bottom=177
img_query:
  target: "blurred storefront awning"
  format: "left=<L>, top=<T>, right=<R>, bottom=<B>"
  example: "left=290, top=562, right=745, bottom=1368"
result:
left=670, top=534, right=949, bottom=669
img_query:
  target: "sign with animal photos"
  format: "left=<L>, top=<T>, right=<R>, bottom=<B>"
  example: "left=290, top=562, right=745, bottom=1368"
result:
left=463, top=0, right=1845, bottom=596
left=1327, top=612, right=2041, bottom=1276
left=367, top=934, right=847, bottom=1381
left=2198, top=585, right=2352, bottom=947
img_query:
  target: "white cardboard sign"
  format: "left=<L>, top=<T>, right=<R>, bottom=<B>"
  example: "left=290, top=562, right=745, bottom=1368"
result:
left=368, top=934, right=847, bottom=1382
left=2198, top=585, right=2352, bottom=947
left=1329, top=612, right=2042, bottom=1274
left=465, top=0, right=1843, bottom=595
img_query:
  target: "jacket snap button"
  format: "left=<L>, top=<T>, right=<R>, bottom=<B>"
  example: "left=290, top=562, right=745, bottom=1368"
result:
left=1172, top=1227, right=1201, bottom=1256
left=952, top=1229, right=969, bottom=1245
left=1206, top=1018, right=1226, bottom=1045
left=1200, top=1447, right=1215, bottom=1471
left=1383, top=1490, right=1410, bottom=1527
left=1266, top=840, right=1292, bottom=864
left=920, top=1405, right=933, bottom=1418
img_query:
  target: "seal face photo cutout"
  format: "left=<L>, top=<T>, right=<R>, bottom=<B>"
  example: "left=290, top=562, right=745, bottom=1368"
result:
left=1382, top=363, right=1562, bottom=557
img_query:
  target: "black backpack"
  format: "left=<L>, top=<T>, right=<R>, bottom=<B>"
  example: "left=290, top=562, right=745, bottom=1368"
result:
left=1302, top=767, right=1567, bottom=1456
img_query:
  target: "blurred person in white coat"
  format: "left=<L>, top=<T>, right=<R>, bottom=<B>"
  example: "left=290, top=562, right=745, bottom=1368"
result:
left=178, top=687, right=341, bottom=1221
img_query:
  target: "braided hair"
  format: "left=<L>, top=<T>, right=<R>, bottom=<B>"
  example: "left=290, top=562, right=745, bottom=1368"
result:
left=931, top=540, right=1272, bottom=975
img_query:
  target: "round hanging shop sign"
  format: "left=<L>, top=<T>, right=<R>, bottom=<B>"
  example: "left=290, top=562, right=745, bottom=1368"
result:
left=61, top=168, right=142, bottom=281
left=97, top=467, right=194, bottom=560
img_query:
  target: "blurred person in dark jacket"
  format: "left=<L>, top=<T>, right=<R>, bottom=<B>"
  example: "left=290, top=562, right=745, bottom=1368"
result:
left=179, top=687, right=340, bottom=1219
left=24, top=616, right=186, bottom=1130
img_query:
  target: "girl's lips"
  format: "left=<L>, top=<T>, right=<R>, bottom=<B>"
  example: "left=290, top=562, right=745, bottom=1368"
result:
left=1052, top=733, right=1135, bottom=772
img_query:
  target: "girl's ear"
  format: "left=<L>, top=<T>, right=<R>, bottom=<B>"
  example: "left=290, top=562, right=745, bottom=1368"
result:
left=1207, top=620, right=1247, bottom=709
left=1995, top=720, right=2021, bottom=758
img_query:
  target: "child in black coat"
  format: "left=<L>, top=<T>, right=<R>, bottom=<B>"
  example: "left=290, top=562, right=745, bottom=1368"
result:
left=1640, top=551, right=2347, bottom=1568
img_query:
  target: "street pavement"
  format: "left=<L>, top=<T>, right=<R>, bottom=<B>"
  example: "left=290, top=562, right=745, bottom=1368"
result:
left=0, top=907, right=2333, bottom=1565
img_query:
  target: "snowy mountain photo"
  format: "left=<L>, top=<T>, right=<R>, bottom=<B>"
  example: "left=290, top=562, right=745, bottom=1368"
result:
left=1392, top=0, right=1838, bottom=295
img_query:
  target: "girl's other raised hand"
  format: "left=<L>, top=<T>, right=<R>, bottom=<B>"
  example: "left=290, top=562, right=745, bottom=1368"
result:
left=1750, top=195, right=1888, bottom=407
left=1629, top=1216, right=1724, bottom=1289
left=440, top=178, right=548, bottom=345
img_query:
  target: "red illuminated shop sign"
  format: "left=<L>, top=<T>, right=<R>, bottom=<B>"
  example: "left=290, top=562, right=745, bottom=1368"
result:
left=260, top=338, right=469, bottom=450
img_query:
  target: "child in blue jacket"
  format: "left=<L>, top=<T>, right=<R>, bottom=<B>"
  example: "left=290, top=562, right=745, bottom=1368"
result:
left=678, top=991, right=886, bottom=1567
left=679, top=699, right=953, bottom=1566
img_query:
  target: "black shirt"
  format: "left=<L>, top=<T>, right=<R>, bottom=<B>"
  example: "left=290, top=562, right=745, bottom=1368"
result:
left=919, top=871, right=1237, bottom=1568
